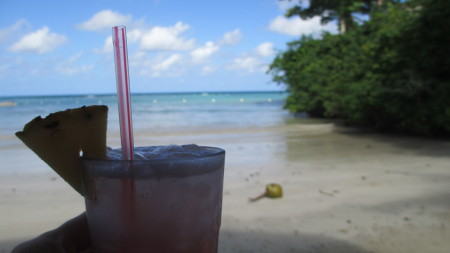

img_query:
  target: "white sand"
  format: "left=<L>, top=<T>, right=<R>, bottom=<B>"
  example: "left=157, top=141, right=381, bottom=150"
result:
left=1, top=122, right=449, bottom=253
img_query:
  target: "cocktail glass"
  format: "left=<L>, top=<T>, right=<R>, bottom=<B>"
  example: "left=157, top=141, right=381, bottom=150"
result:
left=81, top=146, right=225, bottom=253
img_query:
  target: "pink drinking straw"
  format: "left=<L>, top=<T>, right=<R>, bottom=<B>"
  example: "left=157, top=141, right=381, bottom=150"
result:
left=112, top=26, right=134, bottom=160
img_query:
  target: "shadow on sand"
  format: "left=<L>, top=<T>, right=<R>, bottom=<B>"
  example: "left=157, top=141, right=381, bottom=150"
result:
left=0, top=239, right=20, bottom=253
left=219, top=229, right=371, bottom=253
left=334, top=126, right=450, bottom=158
left=360, top=191, right=450, bottom=215
left=2, top=232, right=371, bottom=253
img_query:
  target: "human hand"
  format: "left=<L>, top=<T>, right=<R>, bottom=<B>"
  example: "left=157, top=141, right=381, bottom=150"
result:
left=12, top=213, right=91, bottom=253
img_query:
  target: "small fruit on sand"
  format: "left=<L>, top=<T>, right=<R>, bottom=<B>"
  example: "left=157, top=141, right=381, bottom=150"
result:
left=265, top=183, right=283, bottom=198
left=249, top=183, right=283, bottom=202
left=15, top=105, right=108, bottom=194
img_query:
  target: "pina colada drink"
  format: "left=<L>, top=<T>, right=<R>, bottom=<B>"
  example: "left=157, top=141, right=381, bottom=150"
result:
left=82, top=145, right=225, bottom=253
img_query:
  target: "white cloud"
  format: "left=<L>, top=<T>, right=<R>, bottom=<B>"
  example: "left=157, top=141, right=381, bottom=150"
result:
left=93, top=36, right=113, bottom=54
left=134, top=51, right=183, bottom=77
left=139, top=22, right=195, bottom=51
left=201, top=65, right=215, bottom=75
left=152, top=54, right=182, bottom=71
left=129, top=51, right=149, bottom=73
left=228, top=41, right=276, bottom=73
left=68, top=52, right=82, bottom=62
left=190, top=41, right=219, bottom=64
left=130, top=51, right=147, bottom=64
left=268, top=15, right=337, bottom=36
left=55, top=64, right=94, bottom=75
left=255, top=42, right=274, bottom=57
left=132, top=53, right=184, bottom=77
left=228, top=56, right=266, bottom=73
left=77, top=10, right=132, bottom=31
left=0, top=19, right=31, bottom=43
left=55, top=53, right=94, bottom=75
left=276, top=0, right=309, bottom=11
left=219, top=29, right=242, bottom=45
left=9, top=27, right=67, bottom=54
left=127, top=28, right=143, bottom=43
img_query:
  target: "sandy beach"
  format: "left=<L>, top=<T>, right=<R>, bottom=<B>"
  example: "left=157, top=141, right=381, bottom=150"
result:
left=1, top=120, right=449, bottom=253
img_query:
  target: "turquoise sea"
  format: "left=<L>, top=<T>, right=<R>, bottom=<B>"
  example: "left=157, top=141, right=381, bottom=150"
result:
left=0, top=91, right=289, bottom=136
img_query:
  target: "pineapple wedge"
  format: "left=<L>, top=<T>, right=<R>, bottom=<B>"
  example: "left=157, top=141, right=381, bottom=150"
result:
left=15, top=105, right=108, bottom=195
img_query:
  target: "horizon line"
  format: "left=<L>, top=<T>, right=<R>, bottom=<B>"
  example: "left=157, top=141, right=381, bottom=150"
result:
left=1, top=89, right=287, bottom=99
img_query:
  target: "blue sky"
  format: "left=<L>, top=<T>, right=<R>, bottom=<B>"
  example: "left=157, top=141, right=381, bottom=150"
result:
left=0, top=0, right=337, bottom=96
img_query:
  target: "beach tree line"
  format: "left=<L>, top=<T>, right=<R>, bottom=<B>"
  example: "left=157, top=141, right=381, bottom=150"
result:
left=269, top=0, right=450, bottom=136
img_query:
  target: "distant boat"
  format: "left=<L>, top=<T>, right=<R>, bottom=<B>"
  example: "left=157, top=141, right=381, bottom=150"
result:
left=0, top=101, right=17, bottom=106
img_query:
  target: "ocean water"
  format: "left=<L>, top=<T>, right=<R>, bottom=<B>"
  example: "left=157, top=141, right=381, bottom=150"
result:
left=0, top=91, right=289, bottom=136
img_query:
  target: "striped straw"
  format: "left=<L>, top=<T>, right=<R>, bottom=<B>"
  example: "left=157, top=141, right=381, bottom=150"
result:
left=112, top=26, right=134, bottom=160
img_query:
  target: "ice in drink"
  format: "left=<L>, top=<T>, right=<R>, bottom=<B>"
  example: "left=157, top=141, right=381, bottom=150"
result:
left=82, top=145, right=225, bottom=253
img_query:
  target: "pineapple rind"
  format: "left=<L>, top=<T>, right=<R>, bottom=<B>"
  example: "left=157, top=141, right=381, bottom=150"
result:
left=16, top=105, right=108, bottom=195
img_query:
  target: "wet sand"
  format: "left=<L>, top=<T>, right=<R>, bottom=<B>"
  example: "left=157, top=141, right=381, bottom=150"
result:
left=1, top=121, right=449, bottom=252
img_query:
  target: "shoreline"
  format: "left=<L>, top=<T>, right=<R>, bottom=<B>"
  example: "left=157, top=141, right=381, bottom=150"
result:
left=1, top=122, right=449, bottom=252
left=0, top=90, right=287, bottom=100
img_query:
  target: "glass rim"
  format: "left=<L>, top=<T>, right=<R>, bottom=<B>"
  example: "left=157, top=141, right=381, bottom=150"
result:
left=81, top=146, right=225, bottom=179
left=81, top=146, right=225, bottom=164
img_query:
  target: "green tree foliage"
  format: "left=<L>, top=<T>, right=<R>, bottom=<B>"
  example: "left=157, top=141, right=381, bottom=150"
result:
left=270, top=0, right=450, bottom=136
left=285, top=0, right=397, bottom=33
